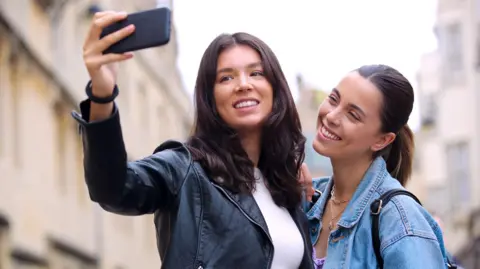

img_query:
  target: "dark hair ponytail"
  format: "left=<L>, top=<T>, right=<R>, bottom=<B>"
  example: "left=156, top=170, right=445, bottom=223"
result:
left=385, top=125, right=414, bottom=186
left=356, top=65, right=415, bottom=186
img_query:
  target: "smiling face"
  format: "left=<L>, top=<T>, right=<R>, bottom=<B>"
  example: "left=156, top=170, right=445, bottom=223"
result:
left=313, top=71, right=395, bottom=160
left=213, top=45, right=274, bottom=133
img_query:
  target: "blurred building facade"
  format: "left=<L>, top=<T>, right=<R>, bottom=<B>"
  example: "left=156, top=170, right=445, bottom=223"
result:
left=296, top=75, right=332, bottom=178
left=0, top=0, right=192, bottom=268
left=414, top=0, right=480, bottom=266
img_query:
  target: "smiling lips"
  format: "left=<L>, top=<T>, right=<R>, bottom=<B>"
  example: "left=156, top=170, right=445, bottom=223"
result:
left=233, top=99, right=259, bottom=109
left=319, top=124, right=342, bottom=141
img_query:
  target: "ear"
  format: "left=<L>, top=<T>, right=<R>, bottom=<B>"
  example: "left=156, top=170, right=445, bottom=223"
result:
left=370, top=132, right=396, bottom=152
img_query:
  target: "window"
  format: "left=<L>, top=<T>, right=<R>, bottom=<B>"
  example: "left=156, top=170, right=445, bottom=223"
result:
left=446, top=142, right=471, bottom=210
left=476, top=23, right=480, bottom=68
left=54, top=102, right=68, bottom=194
left=420, top=93, right=438, bottom=129
left=75, top=135, right=86, bottom=205
left=9, top=50, right=22, bottom=167
left=0, top=37, right=5, bottom=156
left=478, top=25, right=480, bottom=68
left=438, top=23, right=464, bottom=85
left=425, top=185, right=449, bottom=218
left=445, top=23, right=463, bottom=71
left=48, top=240, right=97, bottom=269
left=0, top=217, right=8, bottom=269
left=11, top=249, right=47, bottom=269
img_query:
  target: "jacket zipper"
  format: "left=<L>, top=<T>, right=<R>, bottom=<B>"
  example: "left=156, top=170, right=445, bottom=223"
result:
left=212, top=183, right=274, bottom=269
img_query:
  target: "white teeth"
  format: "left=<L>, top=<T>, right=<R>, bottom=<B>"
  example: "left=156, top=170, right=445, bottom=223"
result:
left=321, top=126, right=341, bottom=140
left=235, top=100, right=258, bottom=108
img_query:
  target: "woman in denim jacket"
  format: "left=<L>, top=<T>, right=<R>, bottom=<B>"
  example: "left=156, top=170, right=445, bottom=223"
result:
left=306, top=65, right=452, bottom=268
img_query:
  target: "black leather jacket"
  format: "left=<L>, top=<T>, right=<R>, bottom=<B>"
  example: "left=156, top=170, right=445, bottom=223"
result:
left=72, top=100, right=314, bottom=269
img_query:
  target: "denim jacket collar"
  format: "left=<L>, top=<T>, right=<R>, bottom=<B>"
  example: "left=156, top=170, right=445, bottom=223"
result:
left=307, top=156, right=388, bottom=229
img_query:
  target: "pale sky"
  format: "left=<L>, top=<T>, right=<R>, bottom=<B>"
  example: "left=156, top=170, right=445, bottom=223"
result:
left=173, top=0, right=438, bottom=130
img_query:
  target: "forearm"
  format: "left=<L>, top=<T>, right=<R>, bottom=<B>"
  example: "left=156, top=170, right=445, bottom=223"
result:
left=73, top=100, right=129, bottom=205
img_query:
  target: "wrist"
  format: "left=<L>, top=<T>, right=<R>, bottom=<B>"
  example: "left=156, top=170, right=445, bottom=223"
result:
left=89, top=80, right=114, bottom=97
left=85, top=81, right=119, bottom=104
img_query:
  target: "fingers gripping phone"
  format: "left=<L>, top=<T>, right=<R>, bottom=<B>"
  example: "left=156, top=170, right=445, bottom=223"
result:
left=100, top=7, right=171, bottom=54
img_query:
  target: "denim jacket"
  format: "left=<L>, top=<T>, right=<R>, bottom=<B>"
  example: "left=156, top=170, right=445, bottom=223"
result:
left=307, top=157, right=451, bottom=269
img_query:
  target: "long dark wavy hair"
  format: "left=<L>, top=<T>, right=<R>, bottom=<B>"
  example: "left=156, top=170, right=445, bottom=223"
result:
left=186, top=32, right=306, bottom=209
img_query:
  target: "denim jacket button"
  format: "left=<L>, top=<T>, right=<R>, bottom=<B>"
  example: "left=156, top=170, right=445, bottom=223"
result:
left=311, top=227, right=318, bottom=233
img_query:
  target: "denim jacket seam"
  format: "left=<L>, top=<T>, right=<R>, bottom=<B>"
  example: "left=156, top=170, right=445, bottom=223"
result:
left=409, top=229, right=439, bottom=241
left=379, top=197, right=438, bottom=251
left=375, top=197, right=416, bottom=249
left=381, top=230, right=439, bottom=253
left=390, top=197, right=412, bottom=231
left=381, top=230, right=407, bottom=250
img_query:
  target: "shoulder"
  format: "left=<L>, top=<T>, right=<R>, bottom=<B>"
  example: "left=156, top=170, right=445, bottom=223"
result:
left=377, top=183, right=442, bottom=252
left=131, top=140, right=193, bottom=175
left=312, top=176, right=330, bottom=192
left=378, top=191, right=448, bottom=267
left=153, top=140, right=192, bottom=164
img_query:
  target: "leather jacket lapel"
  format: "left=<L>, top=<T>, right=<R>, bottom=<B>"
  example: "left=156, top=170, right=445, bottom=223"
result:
left=216, top=184, right=270, bottom=235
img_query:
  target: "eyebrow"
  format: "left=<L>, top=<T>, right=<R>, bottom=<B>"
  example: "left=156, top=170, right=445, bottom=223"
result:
left=217, top=62, right=263, bottom=74
left=332, top=88, right=366, bottom=116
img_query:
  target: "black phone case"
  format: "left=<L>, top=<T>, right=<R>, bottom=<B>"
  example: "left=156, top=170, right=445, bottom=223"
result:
left=100, top=7, right=171, bottom=54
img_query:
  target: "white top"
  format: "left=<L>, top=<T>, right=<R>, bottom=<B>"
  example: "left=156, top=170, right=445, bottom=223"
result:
left=252, top=168, right=304, bottom=269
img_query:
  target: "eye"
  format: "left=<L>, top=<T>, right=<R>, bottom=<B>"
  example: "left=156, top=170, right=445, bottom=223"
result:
left=219, top=75, right=233, bottom=83
left=251, top=71, right=264, bottom=76
left=328, top=95, right=337, bottom=103
left=348, top=111, right=360, bottom=121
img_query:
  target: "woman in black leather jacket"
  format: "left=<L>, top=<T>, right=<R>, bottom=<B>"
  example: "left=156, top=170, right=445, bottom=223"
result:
left=73, top=10, right=314, bottom=269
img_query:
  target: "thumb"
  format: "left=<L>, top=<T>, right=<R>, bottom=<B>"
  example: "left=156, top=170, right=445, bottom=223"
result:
left=299, top=163, right=315, bottom=202
left=300, top=163, right=312, bottom=184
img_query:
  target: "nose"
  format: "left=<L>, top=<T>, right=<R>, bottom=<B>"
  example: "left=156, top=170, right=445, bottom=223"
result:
left=235, top=73, right=253, bottom=92
left=324, top=107, right=341, bottom=126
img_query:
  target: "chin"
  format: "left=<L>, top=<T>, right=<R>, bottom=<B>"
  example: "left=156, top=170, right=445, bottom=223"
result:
left=230, top=117, right=267, bottom=131
left=312, top=138, right=334, bottom=157
left=233, top=122, right=264, bottom=132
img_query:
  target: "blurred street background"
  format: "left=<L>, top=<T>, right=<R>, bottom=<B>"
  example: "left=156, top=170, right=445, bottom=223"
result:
left=0, top=0, right=479, bottom=268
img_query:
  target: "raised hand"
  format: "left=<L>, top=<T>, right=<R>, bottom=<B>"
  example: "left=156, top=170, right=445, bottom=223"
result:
left=82, top=11, right=135, bottom=98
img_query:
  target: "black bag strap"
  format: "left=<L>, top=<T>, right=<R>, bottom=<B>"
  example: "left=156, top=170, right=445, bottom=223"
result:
left=311, top=189, right=323, bottom=205
left=303, top=189, right=323, bottom=214
left=370, top=189, right=457, bottom=269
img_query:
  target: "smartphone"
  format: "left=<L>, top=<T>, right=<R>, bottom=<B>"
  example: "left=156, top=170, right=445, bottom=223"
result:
left=100, top=7, right=171, bottom=54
